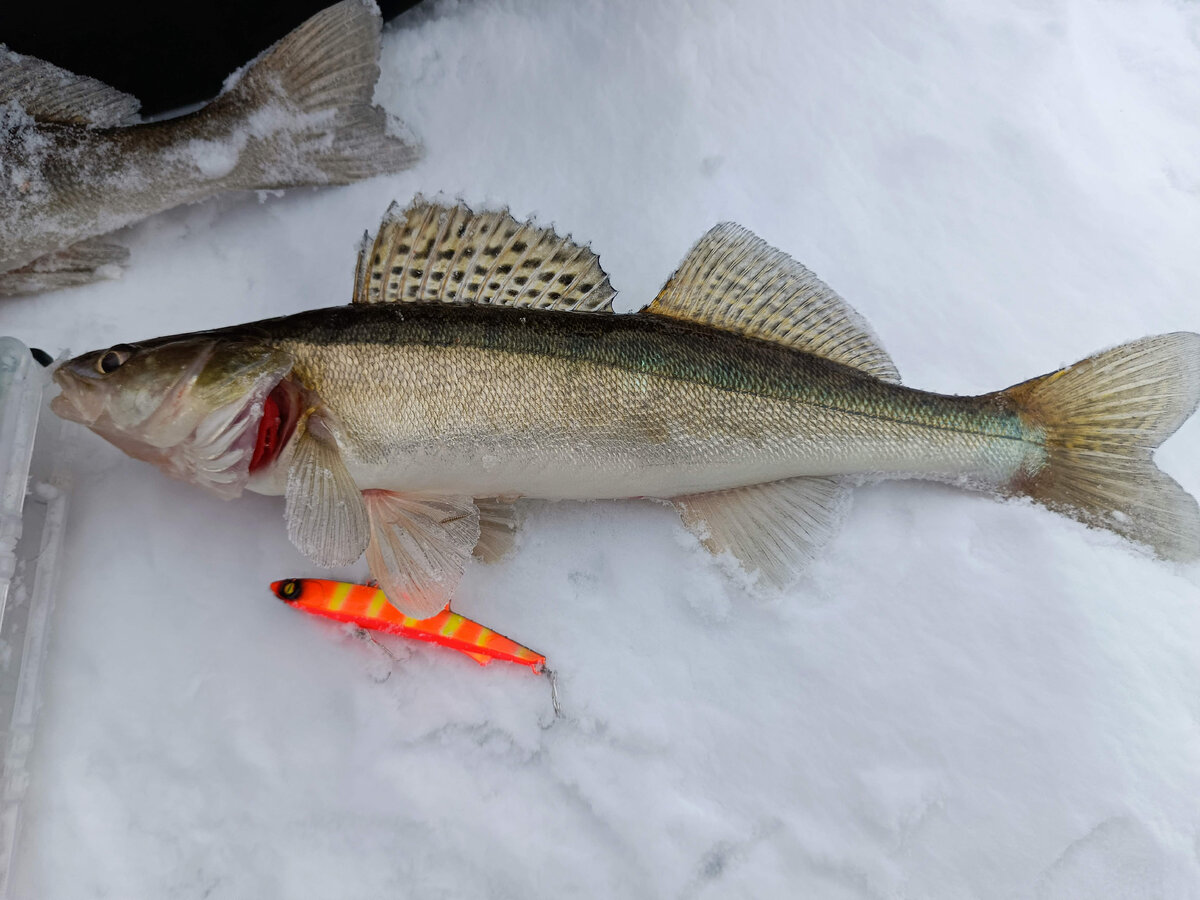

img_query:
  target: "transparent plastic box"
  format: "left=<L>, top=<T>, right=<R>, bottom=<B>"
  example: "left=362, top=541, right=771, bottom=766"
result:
left=0, top=337, right=70, bottom=897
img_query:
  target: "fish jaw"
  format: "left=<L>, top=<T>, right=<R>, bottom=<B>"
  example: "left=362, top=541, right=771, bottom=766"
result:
left=52, top=338, right=294, bottom=499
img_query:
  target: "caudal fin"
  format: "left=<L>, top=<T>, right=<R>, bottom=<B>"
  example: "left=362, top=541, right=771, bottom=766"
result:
left=0, top=238, right=128, bottom=297
left=217, top=0, right=419, bottom=188
left=1002, top=332, right=1200, bottom=561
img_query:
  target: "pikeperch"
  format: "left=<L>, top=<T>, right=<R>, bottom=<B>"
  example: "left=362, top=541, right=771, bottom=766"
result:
left=51, top=200, right=1200, bottom=616
left=0, top=0, right=418, bottom=296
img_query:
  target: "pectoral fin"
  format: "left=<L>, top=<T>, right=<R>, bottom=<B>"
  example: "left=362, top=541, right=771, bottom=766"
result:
left=673, top=477, right=851, bottom=586
left=364, top=492, right=482, bottom=619
left=285, top=415, right=369, bottom=567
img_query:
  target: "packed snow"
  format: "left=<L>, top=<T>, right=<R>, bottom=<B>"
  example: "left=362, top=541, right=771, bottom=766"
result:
left=5, top=0, right=1200, bottom=896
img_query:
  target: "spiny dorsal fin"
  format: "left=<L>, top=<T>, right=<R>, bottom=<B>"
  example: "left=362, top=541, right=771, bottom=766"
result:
left=353, top=200, right=615, bottom=313
left=642, top=223, right=900, bottom=383
left=0, top=47, right=140, bottom=126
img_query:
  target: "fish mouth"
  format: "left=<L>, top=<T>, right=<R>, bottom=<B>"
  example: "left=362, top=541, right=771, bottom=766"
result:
left=50, top=368, right=105, bottom=426
left=49, top=390, right=86, bottom=424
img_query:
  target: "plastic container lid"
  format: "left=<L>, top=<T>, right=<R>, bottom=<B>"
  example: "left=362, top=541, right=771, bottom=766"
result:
left=0, top=337, right=70, bottom=896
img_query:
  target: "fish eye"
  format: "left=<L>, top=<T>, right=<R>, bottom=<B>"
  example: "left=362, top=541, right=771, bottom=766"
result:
left=96, top=349, right=130, bottom=375
left=275, top=579, right=303, bottom=602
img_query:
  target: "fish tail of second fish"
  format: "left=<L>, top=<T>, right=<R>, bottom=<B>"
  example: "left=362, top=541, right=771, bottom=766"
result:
left=205, top=0, right=420, bottom=190
left=0, top=237, right=130, bottom=297
left=996, top=332, right=1200, bottom=561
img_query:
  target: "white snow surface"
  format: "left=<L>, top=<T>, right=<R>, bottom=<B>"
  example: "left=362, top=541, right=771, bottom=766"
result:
left=6, top=0, right=1200, bottom=896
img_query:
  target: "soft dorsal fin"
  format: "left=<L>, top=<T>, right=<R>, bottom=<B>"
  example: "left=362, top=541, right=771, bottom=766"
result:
left=642, top=223, right=900, bottom=383
left=353, top=200, right=615, bottom=313
left=0, top=48, right=140, bottom=127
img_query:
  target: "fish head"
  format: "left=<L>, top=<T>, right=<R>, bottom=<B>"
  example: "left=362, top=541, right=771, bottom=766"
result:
left=52, top=336, right=296, bottom=499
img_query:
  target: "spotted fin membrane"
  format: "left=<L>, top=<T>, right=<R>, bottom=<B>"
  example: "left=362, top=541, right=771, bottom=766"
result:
left=352, top=199, right=615, bottom=312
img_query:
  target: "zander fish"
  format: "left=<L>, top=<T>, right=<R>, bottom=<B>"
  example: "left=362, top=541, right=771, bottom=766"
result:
left=51, top=200, right=1200, bottom=616
left=0, top=0, right=418, bottom=296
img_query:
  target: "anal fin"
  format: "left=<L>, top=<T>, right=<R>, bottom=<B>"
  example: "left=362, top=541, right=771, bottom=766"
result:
left=673, top=477, right=851, bottom=586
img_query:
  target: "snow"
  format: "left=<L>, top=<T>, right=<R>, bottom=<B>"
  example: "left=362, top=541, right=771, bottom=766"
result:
left=5, top=0, right=1200, bottom=895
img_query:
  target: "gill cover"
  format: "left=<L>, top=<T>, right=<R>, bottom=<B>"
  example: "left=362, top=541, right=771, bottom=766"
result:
left=52, top=338, right=294, bottom=499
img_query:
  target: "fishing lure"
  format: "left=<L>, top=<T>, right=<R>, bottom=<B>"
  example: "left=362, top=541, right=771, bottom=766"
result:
left=271, top=578, right=548, bottom=673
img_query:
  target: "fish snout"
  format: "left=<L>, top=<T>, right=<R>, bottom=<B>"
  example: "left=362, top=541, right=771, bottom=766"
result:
left=50, top=367, right=106, bottom=425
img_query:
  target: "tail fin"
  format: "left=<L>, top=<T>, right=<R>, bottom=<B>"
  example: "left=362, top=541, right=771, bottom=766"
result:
left=0, top=238, right=128, bottom=297
left=216, top=0, right=419, bottom=188
left=1003, top=332, right=1200, bottom=561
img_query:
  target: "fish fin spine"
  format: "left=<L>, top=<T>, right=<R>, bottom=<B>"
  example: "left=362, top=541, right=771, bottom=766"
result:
left=216, top=0, right=419, bottom=189
left=1001, top=332, right=1200, bottom=561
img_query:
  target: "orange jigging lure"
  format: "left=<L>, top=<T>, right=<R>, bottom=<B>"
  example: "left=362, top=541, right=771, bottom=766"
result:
left=271, top=578, right=548, bottom=673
